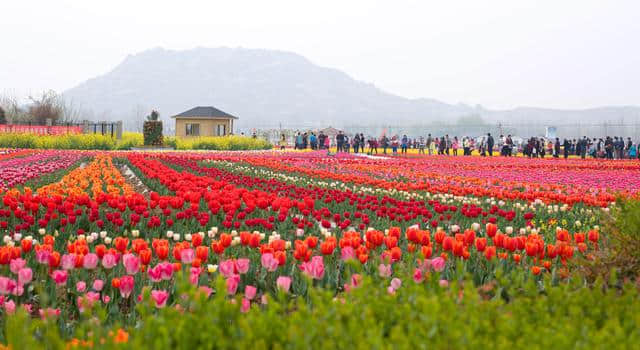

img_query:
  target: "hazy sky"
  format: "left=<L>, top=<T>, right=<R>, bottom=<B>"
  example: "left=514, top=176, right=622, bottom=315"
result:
left=1, top=0, right=638, bottom=110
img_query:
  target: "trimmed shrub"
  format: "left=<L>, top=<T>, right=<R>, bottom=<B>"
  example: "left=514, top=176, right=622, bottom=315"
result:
left=143, top=121, right=163, bottom=146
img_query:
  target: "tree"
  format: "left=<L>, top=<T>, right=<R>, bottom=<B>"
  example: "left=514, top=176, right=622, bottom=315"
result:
left=147, top=110, right=160, bottom=121
left=0, top=106, right=6, bottom=124
left=0, top=94, right=24, bottom=123
left=28, top=90, right=64, bottom=124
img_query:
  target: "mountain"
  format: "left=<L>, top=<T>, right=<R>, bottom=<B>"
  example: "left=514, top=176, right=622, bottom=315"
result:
left=64, top=47, right=639, bottom=134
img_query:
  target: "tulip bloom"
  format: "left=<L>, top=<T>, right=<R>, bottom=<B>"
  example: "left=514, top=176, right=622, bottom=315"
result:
left=122, top=254, right=140, bottom=275
left=51, top=270, right=68, bottom=286
left=119, top=275, right=135, bottom=298
left=151, top=290, right=169, bottom=308
left=276, top=276, right=292, bottom=293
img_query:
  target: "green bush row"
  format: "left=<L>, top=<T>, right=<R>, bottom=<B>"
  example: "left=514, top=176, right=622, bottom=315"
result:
left=3, top=270, right=639, bottom=349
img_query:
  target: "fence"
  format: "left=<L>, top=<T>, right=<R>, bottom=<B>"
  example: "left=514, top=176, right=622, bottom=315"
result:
left=0, top=124, right=83, bottom=135
left=247, top=122, right=640, bottom=141
left=0, top=121, right=123, bottom=139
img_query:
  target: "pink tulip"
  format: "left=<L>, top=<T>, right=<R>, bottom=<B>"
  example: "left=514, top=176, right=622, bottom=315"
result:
left=241, top=298, right=250, bottom=313
left=378, top=263, right=392, bottom=278
left=4, top=300, right=15, bottom=314
left=198, top=286, right=213, bottom=298
left=9, top=258, right=26, bottom=274
left=340, top=246, right=356, bottom=261
left=189, top=267, right=202, bottom=285
left=122, top=253, right=140, bottom=275
left=219, top=259, right=235, bottom=278
left=413, top=268, right=424, bottom=283
left=119, top=275, right=135, bottom=298
left=300, top=256, right=325, bottom=280
left=151, top=290, right=169, bottom=308
left=39, top=307, right=61, bottom=320
left=76, top=281, right=87, bottom=293
left=102, top=295, right=111, bottom=304
left=276, top=276, right=292, bottom=293
left=83, top=253, right=99, bottom=269
left=102, top=253, right=117, bottom=269
left=431, top=257, right=445, bottom=272
left=36, top=250, right=51, bottom=264
left=226, top=275, right=240, bottom=295
left=0, top=277, right=17, bottom=295
left=351, top=274, right=362, bottom=288
left=260, top=253, right=278, bottom=272
left=244, top=285, right=257, bottom=300
left=235, top=258, right=250, bottom=274
left=61, top=254, right=76, bottom=270
left=17, top=268, right=32, bottom=286
left=180, top=248, right=195, bottom=264
left=391, top=277, right=402, bottom=290
left=439, top=279, right=449, bottom=288
left=159, top=262, right=173, bottom=280
left=51, top=270, right=68, bottom=286
left=148, top=265, right=162, bottom=282
left=92, top=279, right=104, bottom=292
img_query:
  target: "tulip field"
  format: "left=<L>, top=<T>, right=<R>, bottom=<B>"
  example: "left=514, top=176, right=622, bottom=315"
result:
left=1, top=149, right=640, bottom=348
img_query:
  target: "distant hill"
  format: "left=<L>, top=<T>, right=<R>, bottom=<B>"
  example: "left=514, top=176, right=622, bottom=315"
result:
left=64, top=47, right=639, bottom=133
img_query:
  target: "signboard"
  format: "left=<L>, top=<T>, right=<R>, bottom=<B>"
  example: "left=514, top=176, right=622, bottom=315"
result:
left=545, top=126, right=557, bottom=139
left=0, top=125, right=83, bottom=135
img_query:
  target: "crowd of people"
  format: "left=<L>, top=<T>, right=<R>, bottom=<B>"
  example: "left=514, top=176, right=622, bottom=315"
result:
left=283, top=131, right=640, bottom=160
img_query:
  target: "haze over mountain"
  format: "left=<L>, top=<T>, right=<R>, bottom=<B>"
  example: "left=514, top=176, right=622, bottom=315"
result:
left=64, top=47, right=639, bottom=132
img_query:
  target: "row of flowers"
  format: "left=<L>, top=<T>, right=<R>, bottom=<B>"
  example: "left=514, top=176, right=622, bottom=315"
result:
left=0, top=221, right=600, bottom=318
left=0, top=151, right=84, bottom=192
left=215, top=151, right=634, bottom=206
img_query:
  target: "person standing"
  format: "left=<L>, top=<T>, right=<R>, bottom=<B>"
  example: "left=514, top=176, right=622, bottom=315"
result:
left=452, top=136, right=459, bottom=156
left=563, top=138, right=570, bottom=159
left=462, top=137, right=470, bottom=156
left=353, top=134, right=359, bottom=153
left=426, top=134, right=433, bottom=155
left=310, top=132, right=317, bottom=150
left=280, top=133, right=287, bottom=150
left=381, top=135, right=389, bottom=154
left=401, top=135, right=409, bottom=155
left=487, top=133, right=494, bottom=156
left=554, top=138, right=560, bottom=158
left=370, top=137, right=378, bottom=155
left=391, top=136, right=399, bottom=155
left=295, top=132, right=303, bottom=150
left=629, top=142, right=637, bottom=159
left=418, top=136, right=425, bottom=154
left=604, top=136, right=614, bottom=159
left=336, top=131, right=344, bottom=152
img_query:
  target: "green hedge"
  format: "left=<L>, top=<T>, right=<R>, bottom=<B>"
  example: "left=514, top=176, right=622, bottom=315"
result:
left=3, top=270, right=639, bottom=349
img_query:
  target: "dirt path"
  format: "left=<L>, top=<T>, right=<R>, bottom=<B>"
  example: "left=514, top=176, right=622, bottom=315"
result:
left=118, top=164, right=152, bottom=198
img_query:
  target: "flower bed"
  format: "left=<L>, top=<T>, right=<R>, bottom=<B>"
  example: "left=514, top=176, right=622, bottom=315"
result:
left=0, top=149, right=637, bottom=346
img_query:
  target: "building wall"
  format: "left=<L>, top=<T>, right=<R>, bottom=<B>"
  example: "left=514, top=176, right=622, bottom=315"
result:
left=175, top=118, right=233, bottom=138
